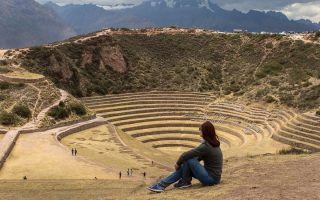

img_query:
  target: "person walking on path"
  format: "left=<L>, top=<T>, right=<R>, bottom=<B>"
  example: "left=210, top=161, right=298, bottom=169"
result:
left=147, top=121, right=223, bottom=192
left=143, top=172, right=146, bottom=179
left=71, top=148, right=74, bottom=156
left=119, top=171, right=122, bottom=180
left=74, top=148, right=78, bottom=156
left=127, top=169, right=130, bottom=176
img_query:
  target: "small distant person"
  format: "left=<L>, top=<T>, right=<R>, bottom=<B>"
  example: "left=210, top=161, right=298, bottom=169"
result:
left=127, top=169, right=130, bottom=176
left=23, top=176, right=27, bottom=180
left=151, top=161, right=154, bottom=166
left=74, top=148, right=78, bottom=156
left=94, top=177, right=98, bottom=180
left=143, top=172, right=146, bottom=179
left=71, top=148, right=74, bottom=156
left=119, top=171, right=122, bottom=180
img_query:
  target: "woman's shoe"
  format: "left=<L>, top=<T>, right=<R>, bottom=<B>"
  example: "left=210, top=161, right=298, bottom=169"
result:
left=174, top=179, right=192, bottom=189
left=147, top=183, right=165, bottom=192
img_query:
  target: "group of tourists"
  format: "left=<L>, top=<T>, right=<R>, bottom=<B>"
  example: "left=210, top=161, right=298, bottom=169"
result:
left=118, top=170, right=146, bottom=180
left=71, top=148, right=78, bottom=156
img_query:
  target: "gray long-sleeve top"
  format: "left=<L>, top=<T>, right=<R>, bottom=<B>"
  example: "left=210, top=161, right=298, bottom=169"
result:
left=176, top=141, right=223, bottom=179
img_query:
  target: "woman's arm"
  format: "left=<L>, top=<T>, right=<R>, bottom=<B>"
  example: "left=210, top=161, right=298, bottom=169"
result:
left=176, top=143, right=207, bottom=166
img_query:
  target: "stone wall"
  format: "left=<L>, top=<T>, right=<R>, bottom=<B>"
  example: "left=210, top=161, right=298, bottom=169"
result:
left=0, top=115, right=98, bottom=170
left=0, top=130, right=19, bottom=169
left=0, top=74, right=46, bottom=83
left=20, top=115, right=96, bottom=134
left=56, top=120, right=108, bottom=141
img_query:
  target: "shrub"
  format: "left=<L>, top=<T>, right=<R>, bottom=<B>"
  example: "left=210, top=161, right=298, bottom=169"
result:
left=266, top=42, right=273, bottom=49
left=0, top=60, right=9, bottom=66
left=0, top=111, right=19, bottom=125
left=279, top=147, right=309, bottom=155
left=302, top=81, right=312, bottom=87
left=12, top=104, right=32, bottom=119
left=70, top=102, right=87, bottom=116
left=59, top=101, right=66, bottom=107
left=228, top=85, right=241, bottom=93
left=280, top=93, right=294, bottom=106
left=265, top=95, right=276, bottom=103
left=0, top=67, right=11, bottom=73
left=48, top=106, right=70, bottom=120
left=256, top=88, right=269, bottom=98
left=269, top=79, right=279, bottom=87
left=15, top=83, right=25, bottom=88
left=0, top=94, right=6, bottom=101
left=0, top=81, right=10, bottom=90
left=256, top=61, right=283, bottom=78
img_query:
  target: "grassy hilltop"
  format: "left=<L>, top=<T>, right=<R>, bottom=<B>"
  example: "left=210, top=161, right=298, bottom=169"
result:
left=12, top=29, right=320, bottom=110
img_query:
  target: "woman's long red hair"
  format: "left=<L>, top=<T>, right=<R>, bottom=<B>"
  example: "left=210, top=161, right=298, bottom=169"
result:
left=201, top=121, right=220, bottom=147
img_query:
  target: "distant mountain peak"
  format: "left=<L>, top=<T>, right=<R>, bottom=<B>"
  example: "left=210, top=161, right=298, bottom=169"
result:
left=149, top=0, right=217, bottom=12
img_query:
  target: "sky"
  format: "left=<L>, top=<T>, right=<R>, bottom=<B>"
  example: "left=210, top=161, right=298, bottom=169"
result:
left=36, top=0, right=320, bottom=22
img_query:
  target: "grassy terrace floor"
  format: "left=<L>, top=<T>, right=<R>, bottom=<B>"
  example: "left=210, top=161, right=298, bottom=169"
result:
left=0, top=128, right=116, bottom=180
left=1, top=71, right=44, bottom=80
left=61, top=125, right=171, bottom=180
left=0, top=124, right=172, bottom=180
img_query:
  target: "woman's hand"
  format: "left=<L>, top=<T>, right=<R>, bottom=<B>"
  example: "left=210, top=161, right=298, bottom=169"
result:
left=174, top=163, right=180, bottom=171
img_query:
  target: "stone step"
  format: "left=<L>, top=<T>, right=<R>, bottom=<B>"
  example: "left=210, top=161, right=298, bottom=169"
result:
left=272, top=134, right=320, bottom=152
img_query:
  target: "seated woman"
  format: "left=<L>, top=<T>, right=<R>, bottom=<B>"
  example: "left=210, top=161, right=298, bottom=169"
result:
left=147, top=121, right=223, bottom=192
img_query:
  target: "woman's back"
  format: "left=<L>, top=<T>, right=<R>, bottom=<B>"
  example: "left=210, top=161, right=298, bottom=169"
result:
left=201, top=142, right=223, bottom=180
left=177, top=141, right=223, bottom=181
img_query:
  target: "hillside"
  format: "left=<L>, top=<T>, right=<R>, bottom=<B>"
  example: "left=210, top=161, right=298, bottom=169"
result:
left=0, top=0, right=75, bottom=48
left=13, top=29, right=320, bottom=111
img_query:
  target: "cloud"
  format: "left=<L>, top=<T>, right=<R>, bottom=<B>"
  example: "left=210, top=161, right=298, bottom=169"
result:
left=37, top=0, right=145, bottom=6
left=37, top=0, right=318, bottom=8
left=215, top=0, right=316, bottom=11
left=281, top=1, right=320, bottom=22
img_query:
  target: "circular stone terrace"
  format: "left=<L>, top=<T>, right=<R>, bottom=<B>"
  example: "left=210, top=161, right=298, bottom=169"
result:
left=81, top=91, right=320, bottom=157
left=0, top=90, right=319, bottom=200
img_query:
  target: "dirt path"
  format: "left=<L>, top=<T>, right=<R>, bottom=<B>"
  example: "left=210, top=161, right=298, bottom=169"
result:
left=27, top=83, right=42, bottom=122
left=23, top=89, right=68, bottom=129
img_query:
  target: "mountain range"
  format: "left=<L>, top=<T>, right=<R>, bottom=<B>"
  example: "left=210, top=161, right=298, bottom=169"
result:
left=0, top=0, right=75, bottom=48
left=1, top=0, right=320, bottom=48
left=46, top=0, right=320, bottom=34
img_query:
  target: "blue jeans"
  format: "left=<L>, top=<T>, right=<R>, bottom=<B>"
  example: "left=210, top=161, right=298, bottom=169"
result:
left=159, top=158, right=219, bottom=187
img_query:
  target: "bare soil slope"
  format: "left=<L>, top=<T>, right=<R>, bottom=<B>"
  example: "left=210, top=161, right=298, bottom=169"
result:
left=0, top=153, right=319, bottom=200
